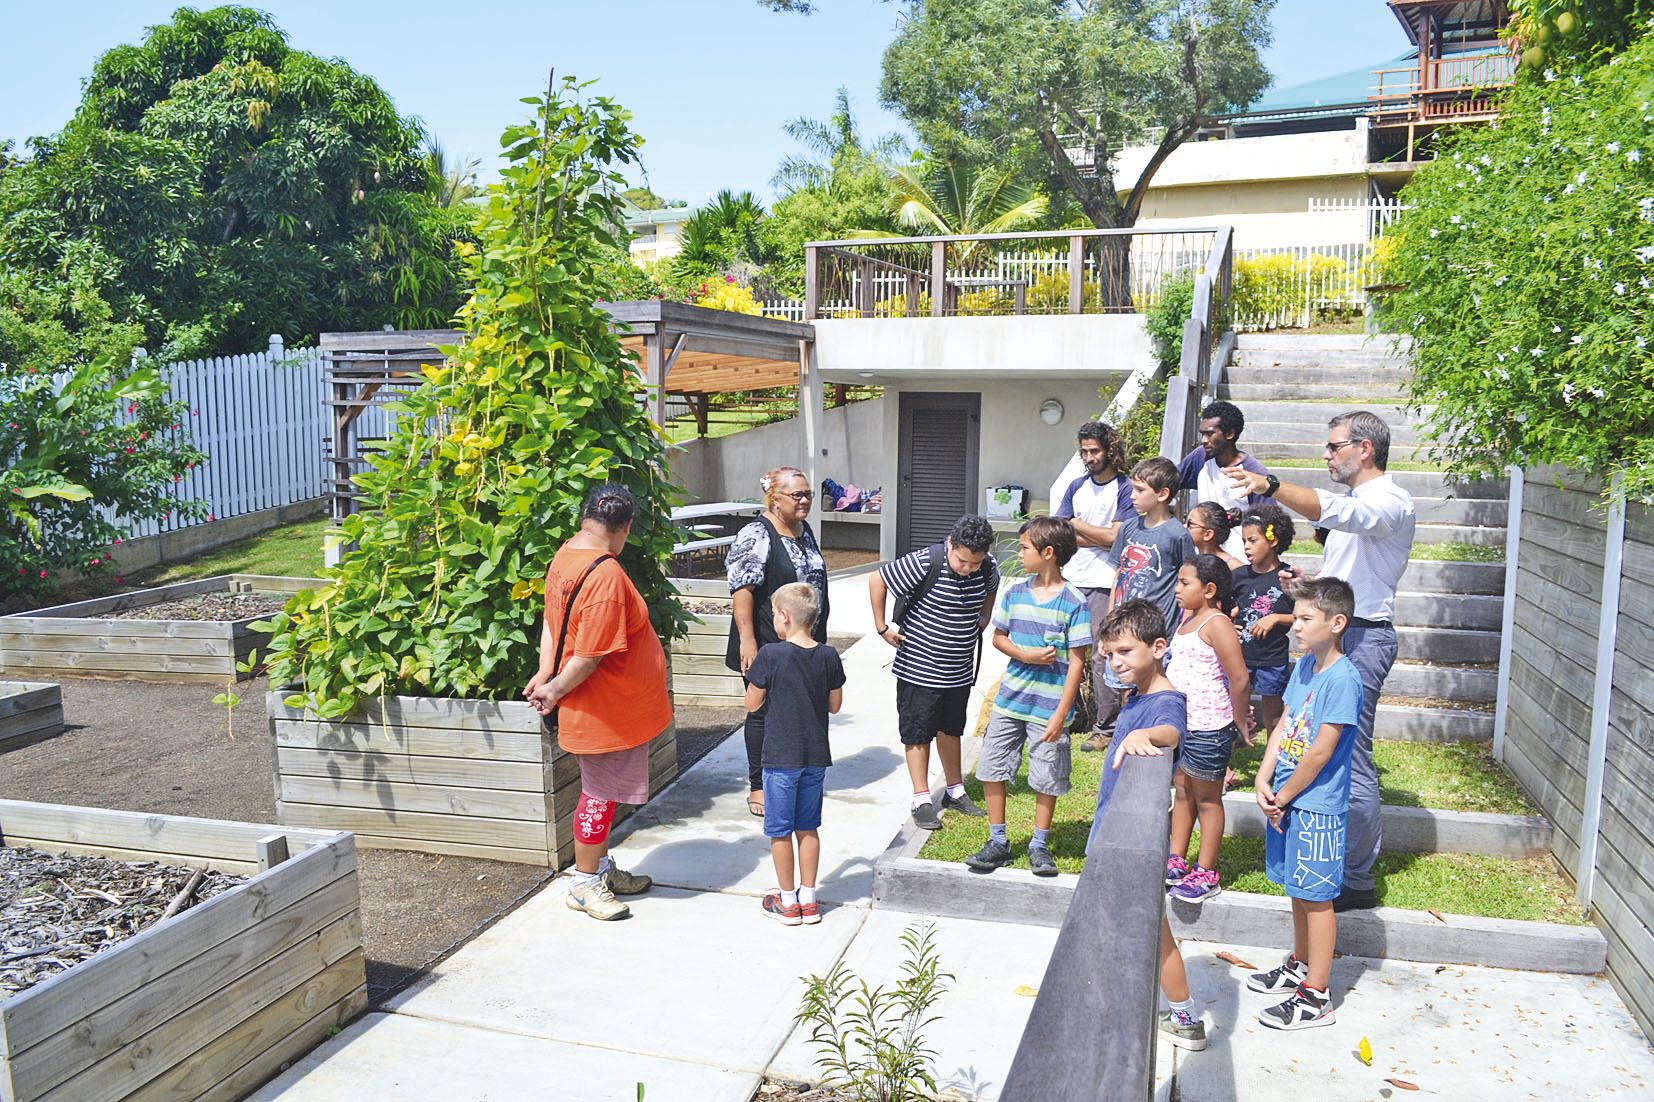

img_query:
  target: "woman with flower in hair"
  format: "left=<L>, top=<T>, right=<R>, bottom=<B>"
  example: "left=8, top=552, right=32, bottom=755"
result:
left=725, top=466, right=830, bottom=816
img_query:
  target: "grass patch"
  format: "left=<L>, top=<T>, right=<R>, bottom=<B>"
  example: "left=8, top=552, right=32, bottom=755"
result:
left=1260, top=458, right=1451, bottom=473
left=145, top=518, right=330, bottom=584
left=917, top=736, right=1577, bottom=923
left=1285, top=539, right=1502, bottom=563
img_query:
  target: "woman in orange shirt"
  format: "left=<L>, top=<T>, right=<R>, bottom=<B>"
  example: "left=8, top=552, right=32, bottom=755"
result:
left=526, top=484, right=673, bottom=921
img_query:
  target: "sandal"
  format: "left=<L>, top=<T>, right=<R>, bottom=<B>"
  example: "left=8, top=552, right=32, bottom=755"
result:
left=747, top=795, right=765, bottom=817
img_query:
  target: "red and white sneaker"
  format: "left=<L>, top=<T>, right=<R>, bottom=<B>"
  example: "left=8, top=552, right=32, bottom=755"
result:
left=762, top=891, right=803, bottom=926
left=800, top=898, right=821, bottom=925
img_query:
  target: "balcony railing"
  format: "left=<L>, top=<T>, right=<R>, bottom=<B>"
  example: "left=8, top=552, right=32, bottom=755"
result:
left=1371, top=49, right=1516, bottom=123
left=802, top=227, right=1221, bottom=321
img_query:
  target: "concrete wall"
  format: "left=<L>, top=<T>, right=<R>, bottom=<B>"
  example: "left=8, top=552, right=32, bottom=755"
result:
left=1114, top=126, right=1370, bottom=191
left=814, top=314, right=1154, bottom=382
left=670, top=396, right=887, bottom=504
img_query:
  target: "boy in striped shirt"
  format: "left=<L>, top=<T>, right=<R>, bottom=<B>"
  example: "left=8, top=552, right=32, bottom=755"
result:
left=966, top=516, right=1091, bottom=877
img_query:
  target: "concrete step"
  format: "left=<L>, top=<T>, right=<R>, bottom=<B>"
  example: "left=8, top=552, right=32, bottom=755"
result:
left=1412, top=523, right=1505, bottom=547
left=1222, top=794, right=1548, bottom=858
left=1384, top=661, right=1498, bottom=703
left=1250, top=440, right=1443, bottom=463
left=1394, top=592, right=1503, bottom=631
left=1245, top=417, right=1426, bottom=446
left=1220, top=382, right=1413, bottom=402
left=1230, top=353, right=1413, bottom=374
left=1398, top=625, right=1500, bottom=664
left=1266, top=464, right=1508, bottom=499
left=1374, top=701, right=1493, bottom=741
left=1232, top=401, right=1424, bottom=428
left=1290, top=556, right=1505, bottom=596
left=1226, top=365, right=1412, bottom=386
left=1234, top=333, right=1411, bottom=354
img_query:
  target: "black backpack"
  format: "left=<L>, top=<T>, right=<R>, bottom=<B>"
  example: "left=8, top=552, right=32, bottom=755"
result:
left=891, top=542, right=946, bottom=628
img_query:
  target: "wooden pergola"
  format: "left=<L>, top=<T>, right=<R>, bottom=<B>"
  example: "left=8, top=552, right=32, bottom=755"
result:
left=317, top=304, right=822, bottom=558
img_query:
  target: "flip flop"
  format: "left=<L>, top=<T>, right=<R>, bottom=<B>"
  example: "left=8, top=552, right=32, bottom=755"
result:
left=747, top=796, right=765, bottom=817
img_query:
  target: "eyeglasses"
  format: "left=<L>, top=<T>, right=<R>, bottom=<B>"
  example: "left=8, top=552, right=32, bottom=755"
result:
left=1323, top=439, right=1360, bottom=456
left=779, top=490, right=814, bottom=502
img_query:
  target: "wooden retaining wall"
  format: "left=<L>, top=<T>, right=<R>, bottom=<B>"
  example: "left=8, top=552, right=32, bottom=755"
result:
left=0, top=801, right=364, bottom=1102
left=268, top=692, right=678, bottom=868
left=1501, top=466, right=1654, bottom=1038
left=0, top=681, right=63, bottom=752
left=0, top=575, right=319, bottom=685
left=670, top=577, right=744, bottom=708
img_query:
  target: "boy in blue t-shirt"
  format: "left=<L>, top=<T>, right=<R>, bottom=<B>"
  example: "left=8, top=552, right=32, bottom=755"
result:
left=1248, top=577, right=1364, bottom=1031
left=966, top=517, right=1091, bottom=877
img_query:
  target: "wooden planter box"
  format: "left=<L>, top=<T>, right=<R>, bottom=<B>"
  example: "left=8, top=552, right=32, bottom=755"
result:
left=0, top=681, right=63, bottom=752
left=268, top=692, right=678, bottom=868
left=0, top=800, right=365, bottom=1102
left=669, top=577, right=744, bottom=708
left=0, top=575, right=321, bottom=685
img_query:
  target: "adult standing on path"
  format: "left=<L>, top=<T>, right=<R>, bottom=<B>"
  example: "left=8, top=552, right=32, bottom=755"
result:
left=1227, top=411, right=1415, bottom=912
left=1180, top=400, right=1273, bottom=558
left=1053, top=420, right=1134, bottom=752
left=869, top=515, right=999, bottom=831
left=725, top=466, right=830, bottom=818
left=526, top=484, right=670, bottom=922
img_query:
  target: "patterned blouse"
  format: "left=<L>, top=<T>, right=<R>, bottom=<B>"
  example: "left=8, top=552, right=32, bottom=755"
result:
left=725, top=518, right=828, bottom=604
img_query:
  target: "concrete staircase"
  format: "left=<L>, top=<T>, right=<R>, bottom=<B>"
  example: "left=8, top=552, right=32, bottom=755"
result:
left=1218, top=332, right=1506, bottom=741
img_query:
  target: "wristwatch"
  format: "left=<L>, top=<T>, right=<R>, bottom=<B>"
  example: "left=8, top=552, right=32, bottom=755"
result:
left=1263, top=473, right=1281, bottom=497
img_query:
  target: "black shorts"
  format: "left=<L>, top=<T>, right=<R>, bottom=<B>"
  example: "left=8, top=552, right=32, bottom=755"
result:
left=896, top=680, right=972, bottom=746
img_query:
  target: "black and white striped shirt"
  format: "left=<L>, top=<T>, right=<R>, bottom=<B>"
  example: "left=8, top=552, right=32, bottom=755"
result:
left=881, top=547, right=999, bottom=689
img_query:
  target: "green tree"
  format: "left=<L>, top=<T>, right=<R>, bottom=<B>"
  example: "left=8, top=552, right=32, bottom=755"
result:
left=879, top=156, right=1048, bottom=239
left=424, top=140, right=482, bottom=209
left=1510, top=1, right=1654, bottom=69
left=261, top=76, right=685, bottom=716
left=0, top=5, right=469, bottom=358
left=773, top=87, right=908, bottom=194
left=672, top=190, right=774, bottom=283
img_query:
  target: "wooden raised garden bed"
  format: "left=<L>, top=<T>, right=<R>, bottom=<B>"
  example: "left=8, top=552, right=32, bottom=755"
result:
left=670, top=577, right=744, bottom=709
left=0, top=575, right=321, bottom=685
left=0, top=682, right=64, bottom=752
left=268, top=692, right=678, bottom=868
left=0, top=800, right=365, bottom=1102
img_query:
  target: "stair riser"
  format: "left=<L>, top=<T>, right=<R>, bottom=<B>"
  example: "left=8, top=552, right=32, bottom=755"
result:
left=1231, top=353, right=1413, bottom=373
left=1384, top=663, right=1498, bottom=703
left=1265, top=467, right=1509, bottom=499
left=1398, top=627, right=1500, bottom=664
left=1230, top=401, right=1423, bottom=428
left=1252, top=441, right=1442, bottom=463
left=1221, top=383, right=1413, bottom=402
left=1247, top=419, right=1426, bottom=446
left=1290, top=556, right=1505, bottom=595
left=1372, top=704, right=1493, bottom=742
left=1413, top=525, right=1505, bottom=547
left=1394, top=593, right=1503, bottom=631
left=1234, top=334, right=1412, bottom=354
left=1227, top=365, right=1413, bottom=385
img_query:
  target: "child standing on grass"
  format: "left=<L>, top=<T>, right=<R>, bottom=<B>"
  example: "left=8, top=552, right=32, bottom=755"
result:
left=1187, top=502, right=1245, bottom=571
left=744, top=582, right=845, bottom=926
left=1234, top=505, right=1298, bottom=737
left=1164, top=556, right=1252, bottom=904
left=1109, top=458, right=1198, bottom=641
left=966, top=517, right=1091, bottom=878
left=1250, top=577, right=1364, bottom=1029
left=1091, top=599, right=1206, bottom=1051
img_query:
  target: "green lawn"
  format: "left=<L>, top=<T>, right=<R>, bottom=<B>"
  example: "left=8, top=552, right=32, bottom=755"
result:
left=1227, top=739, right=1534, bottom=816
left=918, top=738, right=1579, bottom=924
left=145, top=517, right=331, bottom=585
left=1286, top=539, right=1502, bottom=563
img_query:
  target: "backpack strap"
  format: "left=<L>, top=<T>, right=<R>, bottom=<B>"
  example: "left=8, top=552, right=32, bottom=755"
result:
left=548, top=552, right=617, bottom=726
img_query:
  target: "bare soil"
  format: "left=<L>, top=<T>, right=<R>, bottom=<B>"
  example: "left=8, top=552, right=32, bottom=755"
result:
left=107, top=592, right=289, bottom=621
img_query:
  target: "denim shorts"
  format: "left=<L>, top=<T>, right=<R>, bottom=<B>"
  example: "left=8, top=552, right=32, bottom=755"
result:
left=1176, top=723, right=1238, bottom=783
left=763, top=766, right=827, bottom=838
left=1250, top=663, right=1290, bottom=697
left=1266, top=808, right=1347, bottom=902
left=975, top=712, right=1072, bottom=797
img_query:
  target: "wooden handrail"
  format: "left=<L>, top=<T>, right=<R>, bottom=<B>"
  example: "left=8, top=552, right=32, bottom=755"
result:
left=805, top=226, right=1225, bottom=250
left=1158, top=225, right=1234, bottom=463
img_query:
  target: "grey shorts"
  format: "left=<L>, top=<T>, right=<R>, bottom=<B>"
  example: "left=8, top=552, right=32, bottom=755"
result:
left=974, top=712, right=1072, bottom=796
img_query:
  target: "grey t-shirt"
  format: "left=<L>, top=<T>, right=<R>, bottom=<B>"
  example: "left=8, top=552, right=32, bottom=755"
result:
left=1108, top=515, right=1197, bottom=637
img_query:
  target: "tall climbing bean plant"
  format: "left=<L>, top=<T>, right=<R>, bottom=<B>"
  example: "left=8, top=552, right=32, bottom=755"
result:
left=262, top=77, right=687, bottom=719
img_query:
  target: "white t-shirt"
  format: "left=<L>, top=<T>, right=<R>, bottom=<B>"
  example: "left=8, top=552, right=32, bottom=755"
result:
left=1054, top=473, right=1133, bottom=590
left=1316, top=474, right=1417, bottom=621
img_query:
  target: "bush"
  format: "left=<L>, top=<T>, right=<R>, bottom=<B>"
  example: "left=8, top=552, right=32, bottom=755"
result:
left=1385, top=33, right=1654, bottom=499
left=689, top=275, right=764, bottom=315
left=261, top=79, right=685, bottom=717
left=1231, top=253, right=1353, bottom=330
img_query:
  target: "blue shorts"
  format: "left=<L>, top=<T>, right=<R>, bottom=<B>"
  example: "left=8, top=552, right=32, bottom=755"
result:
left=1177, top=724, right=1238, bottom=783
left=1266, top=808, right=1347, bottom=902
left=1251, top=663, right=1290, bottom=697
left=763, top=766, right=826, bottom=837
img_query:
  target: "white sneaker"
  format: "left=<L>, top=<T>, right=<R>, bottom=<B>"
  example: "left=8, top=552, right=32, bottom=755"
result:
left=567, top=875, right=630, bottom=920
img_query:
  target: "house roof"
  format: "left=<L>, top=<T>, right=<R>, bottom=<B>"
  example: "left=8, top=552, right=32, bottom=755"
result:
left=1225, top=42, right=1509, bottom=124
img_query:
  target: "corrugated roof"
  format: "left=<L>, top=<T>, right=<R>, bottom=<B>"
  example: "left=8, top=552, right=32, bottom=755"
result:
left=1244, top=51, right=1418, bottom=116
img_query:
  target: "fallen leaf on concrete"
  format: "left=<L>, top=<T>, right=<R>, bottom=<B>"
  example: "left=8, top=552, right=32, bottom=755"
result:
left=1014, top=984, right=1039, bottom=997
left=1428, top=909, right=1446, bottom=923
left=1358, top=1036, right=1373, bottom=1066
left=1385, top=1079, right=1420, bottom=1091
left=1216, top=951, right=1256, bottom=970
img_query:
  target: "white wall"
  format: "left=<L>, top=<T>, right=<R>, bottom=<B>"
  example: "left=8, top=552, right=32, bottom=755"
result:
left=1113, top=126, right=1370, bottom=191
left=670, top=395, right=887, bottom=503
left=813, top=314, right=1155, bottom=382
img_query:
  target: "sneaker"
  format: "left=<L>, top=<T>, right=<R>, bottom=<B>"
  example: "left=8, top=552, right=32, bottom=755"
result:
left=602, top=865, right=652, bottom=895
left=911, top=801, right=943, bottom=831
left=762, top=891, right=803, bottom=926
left=1168, top=865, right=1221, bottom=904
left=1028, top=845, right=1058, bottom=877
left=942, top=790, right=987, bottom=817
left=965, top=839, right=1014, bottom=872
left=1258, top=986, right=1335, bottom=1031
left=1247, top=953, right=1308, bottom=995
left=1158, top=1010, right=1208, bottom=1051
left=566, top=875, right=630, bottom=921
left=1079, top=734, right=1112, bottom=753
left=1333, top=886, right=1379, bottom=913
left=1165, top=854, right=1190, bottom=886
left=799, top=898, right=822, bottom=925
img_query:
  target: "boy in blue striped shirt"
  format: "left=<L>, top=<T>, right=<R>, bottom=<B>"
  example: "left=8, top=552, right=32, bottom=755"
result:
left=967, top=516, right=1091, bottom=877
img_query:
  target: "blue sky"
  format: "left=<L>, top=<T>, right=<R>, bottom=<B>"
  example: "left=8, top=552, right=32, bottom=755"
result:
left=0, top=0, right=1411, bottom=206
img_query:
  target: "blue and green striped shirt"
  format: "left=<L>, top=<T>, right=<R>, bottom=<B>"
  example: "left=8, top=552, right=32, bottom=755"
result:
left=991, top=578, right=1092, bottom=724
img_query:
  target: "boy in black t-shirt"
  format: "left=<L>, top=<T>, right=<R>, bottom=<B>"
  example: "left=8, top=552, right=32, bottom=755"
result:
left=744, top=582, right=846, bottom=926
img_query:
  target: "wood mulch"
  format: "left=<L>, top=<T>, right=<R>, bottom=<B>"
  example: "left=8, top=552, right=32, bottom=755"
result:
left=1, top=846, right=245, bottom=997
left=107, top=592, right=289, bottom=622
left=752, top=1082, right=856, bottom=1102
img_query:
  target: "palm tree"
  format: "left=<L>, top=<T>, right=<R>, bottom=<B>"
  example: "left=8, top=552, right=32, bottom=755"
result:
left=423, top=140, right=481, bottom=209
left=673, top=190, right=771, bottom=279
left=773, top=87, right=907, bottom=195
left=859, top=156, right=1048, bottom=268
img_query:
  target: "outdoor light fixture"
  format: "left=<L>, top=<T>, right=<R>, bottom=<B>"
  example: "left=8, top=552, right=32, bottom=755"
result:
left=857, top=371, right=875, bottom=379
left=1039, top=399, right=1065, bottom=425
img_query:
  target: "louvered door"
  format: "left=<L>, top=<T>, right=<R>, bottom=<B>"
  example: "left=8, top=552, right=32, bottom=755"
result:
left=896, top=392, right=981, bottom=554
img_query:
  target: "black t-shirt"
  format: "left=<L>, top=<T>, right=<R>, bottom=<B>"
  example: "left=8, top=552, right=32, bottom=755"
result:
left=745, top=641, right=846, bottom=768
left=1233, top=563, right=1295, bottom=668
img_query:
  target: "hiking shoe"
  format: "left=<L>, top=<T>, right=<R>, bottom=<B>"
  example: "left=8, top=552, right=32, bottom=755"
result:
left=1165, top=853, right=1191, bottom=886
left=762, top=891, right=803, bottom=926
left=1333, top=886, right=1379, bottom=913
left=602, top=865, right=652, bottom=895
left=942, top=790, right=987, bottom=817
left=1028, top=845, right=1058, bottom=878
left=1258, top=986, right=1335, bottom=1031
left=1158, top=1010, right=1208, bottom=1051
left=1168, top=865, right=1220, bottom=904
left=800, top=898, right=821, bottom=925
left=965, top=839, right=1014, bottom=872
left=1079, top=734, right=1112, bottom=753
left=1247, top=954, right=1308, bottom=995
left=566, top=875, right=629, bottom=921
left=911, top=801, right=943, bottom=831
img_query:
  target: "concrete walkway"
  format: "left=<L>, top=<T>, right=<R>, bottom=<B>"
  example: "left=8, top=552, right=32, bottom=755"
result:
left=252, top=571, right=1654, bottom=1100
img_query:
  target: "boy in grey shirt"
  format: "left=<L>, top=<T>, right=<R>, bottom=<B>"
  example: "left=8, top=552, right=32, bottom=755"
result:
left=1108, top=457, right=1198, bottom=634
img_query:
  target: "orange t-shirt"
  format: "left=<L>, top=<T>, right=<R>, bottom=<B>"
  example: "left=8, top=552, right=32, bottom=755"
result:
left=543, top=544, right=672, bottom=754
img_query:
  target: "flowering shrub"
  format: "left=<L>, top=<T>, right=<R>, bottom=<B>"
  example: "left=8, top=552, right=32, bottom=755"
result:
left=1384, top=34, right=1654, bottom=499
left=690, top=275, right=764, bottom=315
left=1231, top=253, right=1353, bottom=330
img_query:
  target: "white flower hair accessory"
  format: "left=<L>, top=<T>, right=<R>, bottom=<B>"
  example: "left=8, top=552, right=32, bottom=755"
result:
left=760, top=475, right=774, bottom=493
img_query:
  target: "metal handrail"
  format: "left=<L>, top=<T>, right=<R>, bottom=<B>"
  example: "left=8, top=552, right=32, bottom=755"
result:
left=1158, top=225, right=1235, bottom=463
left=806, top=225, right=1225, bottom=250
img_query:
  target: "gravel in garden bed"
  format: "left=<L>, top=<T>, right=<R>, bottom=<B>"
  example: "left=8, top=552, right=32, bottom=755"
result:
left=107, top=592, right=290, bottom=622
left=1, top=846, right=245, bottom=998
left=681, top=598, right=731, bottom=615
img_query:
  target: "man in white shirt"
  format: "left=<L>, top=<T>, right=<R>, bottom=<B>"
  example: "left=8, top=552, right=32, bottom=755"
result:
left=1177, top=400, right=1273, bottom=558
left=1052, top=421, right=1134, bottom=750
left=1227, top=411, right=1415, bottom=913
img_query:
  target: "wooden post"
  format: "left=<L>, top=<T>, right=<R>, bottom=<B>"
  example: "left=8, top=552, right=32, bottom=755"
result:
left=256, top=833, right=290, bottom=872
left=643, top=329, right=667, bottom=435
left=906, top=273, right=921, bottom=317
left=856, top=258, right=875, bottom=317
left=799, top=340, right=824, bottom=510
left=1491, top=465, right=1524, bottom=764
left=930, top=241, right=947, bottom=317
left=693, top=393, right=710, bottom=437
left=1067, top=234, right=1085, bottom=314
left=1577, top=472, right=1627, bottom=910
left=831, top=384, right=848, bottom=408
left=1014, top=283, right=1028, bottom=316
left=803, top=245, right=820, bottom=321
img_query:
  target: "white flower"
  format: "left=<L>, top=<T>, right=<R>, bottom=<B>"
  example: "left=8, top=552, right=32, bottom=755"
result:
left=1616, top=283, right=1628, bottom=295
left=1631, top=149, right=1643, bottom=163
left=1497, top=352, right=1507, bottom=362
left=1564, top=184, right=1575, bottom=195
left=1531, top=347, right=1545, bottom=358
left=1545, top=69, right=1557, bottom=82
left=1589, top=387, right=1606, bottom=399
left=1563, top=383, right=1575, bottom=404
left=1450, top=215, right=1462, bottom=224
left=1640, top=336, right=1649, bottom=350
left=1429, top=228, right=1440, bottom=237
left=1553, top=325, right=1564, bottom=333
left=1636, top=245, right=1654, bottom=262
left=1609, top=142, right=1622, bottom=154
left=1573, top=334, right=1587, bottom=344
left=1578, top=170, right=1590, bottom=184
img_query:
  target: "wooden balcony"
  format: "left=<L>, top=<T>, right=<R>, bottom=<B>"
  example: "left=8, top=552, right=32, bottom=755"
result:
left=1371, top=49, right=1517, bottom=127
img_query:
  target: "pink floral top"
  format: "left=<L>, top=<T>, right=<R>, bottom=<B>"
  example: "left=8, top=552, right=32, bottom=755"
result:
left=1167, top=613, right=1235, bottom=732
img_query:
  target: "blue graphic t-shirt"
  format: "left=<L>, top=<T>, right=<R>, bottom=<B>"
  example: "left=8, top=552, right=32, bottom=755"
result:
left=1272, top=654, right=1363, bottom=815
